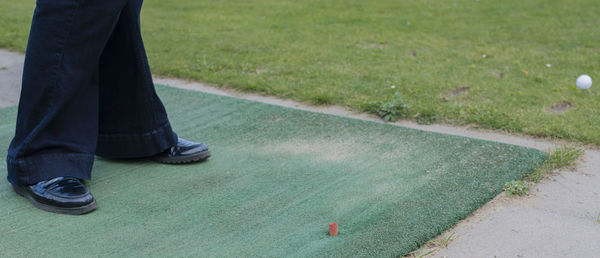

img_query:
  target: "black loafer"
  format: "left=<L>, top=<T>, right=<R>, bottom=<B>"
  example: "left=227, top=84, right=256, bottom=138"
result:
left=151, top=138, right=211, bottom=164
left=12, top=177, right=97, bottom=215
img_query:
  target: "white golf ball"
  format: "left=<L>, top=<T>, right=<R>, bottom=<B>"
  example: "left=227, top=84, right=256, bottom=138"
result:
left=576, top=74, right=592, bottom=90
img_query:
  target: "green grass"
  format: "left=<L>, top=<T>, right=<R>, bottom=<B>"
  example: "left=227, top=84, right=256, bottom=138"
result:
left=1, top=0, right=599, bottom=145
left=0, top=86, right=547, bottom=257
left=504, top=180, right=531, bottom=196
left=504, top=145, right=583, bottom=196
left=524, top=145, right=583, bottom=182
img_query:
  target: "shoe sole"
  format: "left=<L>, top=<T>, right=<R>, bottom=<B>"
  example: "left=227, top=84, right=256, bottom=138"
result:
left=13, top=186, right=98, bottom=215
left=152, top=150, right=210, bottom=164
left=152, top=149, right=211, bottom=164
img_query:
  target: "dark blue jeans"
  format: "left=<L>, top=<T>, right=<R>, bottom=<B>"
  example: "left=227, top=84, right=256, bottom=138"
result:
left=7, top=0, right=178, bottom=186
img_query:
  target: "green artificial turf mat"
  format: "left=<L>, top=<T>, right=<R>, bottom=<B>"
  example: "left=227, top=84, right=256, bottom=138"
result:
left=0, top=85, right=546, bottom=257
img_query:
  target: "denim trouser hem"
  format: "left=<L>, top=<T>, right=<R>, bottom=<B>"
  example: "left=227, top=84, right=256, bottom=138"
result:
left=7, top=0, right=176, bottom=186
left=95, top=122, right=178, bottom=159
left=7, top=153, right=94, bottom=186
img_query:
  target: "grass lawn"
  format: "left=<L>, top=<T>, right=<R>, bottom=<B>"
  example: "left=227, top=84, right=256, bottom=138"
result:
left=1, top=0, right=599, bottom=145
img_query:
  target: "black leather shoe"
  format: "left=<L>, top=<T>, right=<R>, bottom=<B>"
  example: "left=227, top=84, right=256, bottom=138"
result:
left=151, top=138, right=211, bottom=164
left=12, top=177, right=97, bottom=215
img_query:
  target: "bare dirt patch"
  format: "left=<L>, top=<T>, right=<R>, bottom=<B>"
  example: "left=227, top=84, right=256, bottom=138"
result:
left=256, top=139, right=371, bottom=163
left=443, top=86, right=470, bottom=100
left=358, top=42, right=387, bottom=49
left=546, top=100, right=573, bottom=114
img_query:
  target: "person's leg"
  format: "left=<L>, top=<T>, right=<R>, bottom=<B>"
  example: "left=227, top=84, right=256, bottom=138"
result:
left=7, top=0, right=129, bottom=186
left=94, top=0, right=178, bottom=159
left=95, top=0, right=211, bottom=163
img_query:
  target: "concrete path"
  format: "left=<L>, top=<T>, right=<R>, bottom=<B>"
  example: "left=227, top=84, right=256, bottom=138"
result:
left=0, top=50, right=22, bottom=108
left=2, top=49, right=599, bottom=257
left=433, top=151, right=600, bottom=257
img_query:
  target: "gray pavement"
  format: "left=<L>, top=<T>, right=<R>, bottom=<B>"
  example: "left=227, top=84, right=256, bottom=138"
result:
left=0, top=50, right=22, bottom=108
left=2, top=49, right=600, bottom=257
left=434, top=150, right=600, bottom=257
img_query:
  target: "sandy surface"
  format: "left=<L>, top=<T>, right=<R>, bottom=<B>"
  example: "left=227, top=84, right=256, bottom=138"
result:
left=2, top=49, right=599, bottom=257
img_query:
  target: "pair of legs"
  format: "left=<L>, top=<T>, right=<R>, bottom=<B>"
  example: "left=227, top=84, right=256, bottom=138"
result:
left=7, top=0, right=208, bottom=214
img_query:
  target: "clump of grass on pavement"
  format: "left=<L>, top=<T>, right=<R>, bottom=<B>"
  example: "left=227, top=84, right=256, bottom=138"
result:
left=505, top=146, right=584, bottom=196
left=525, top=145, right=584, bottom=182
left=504, top=180, right=531, bottom=196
